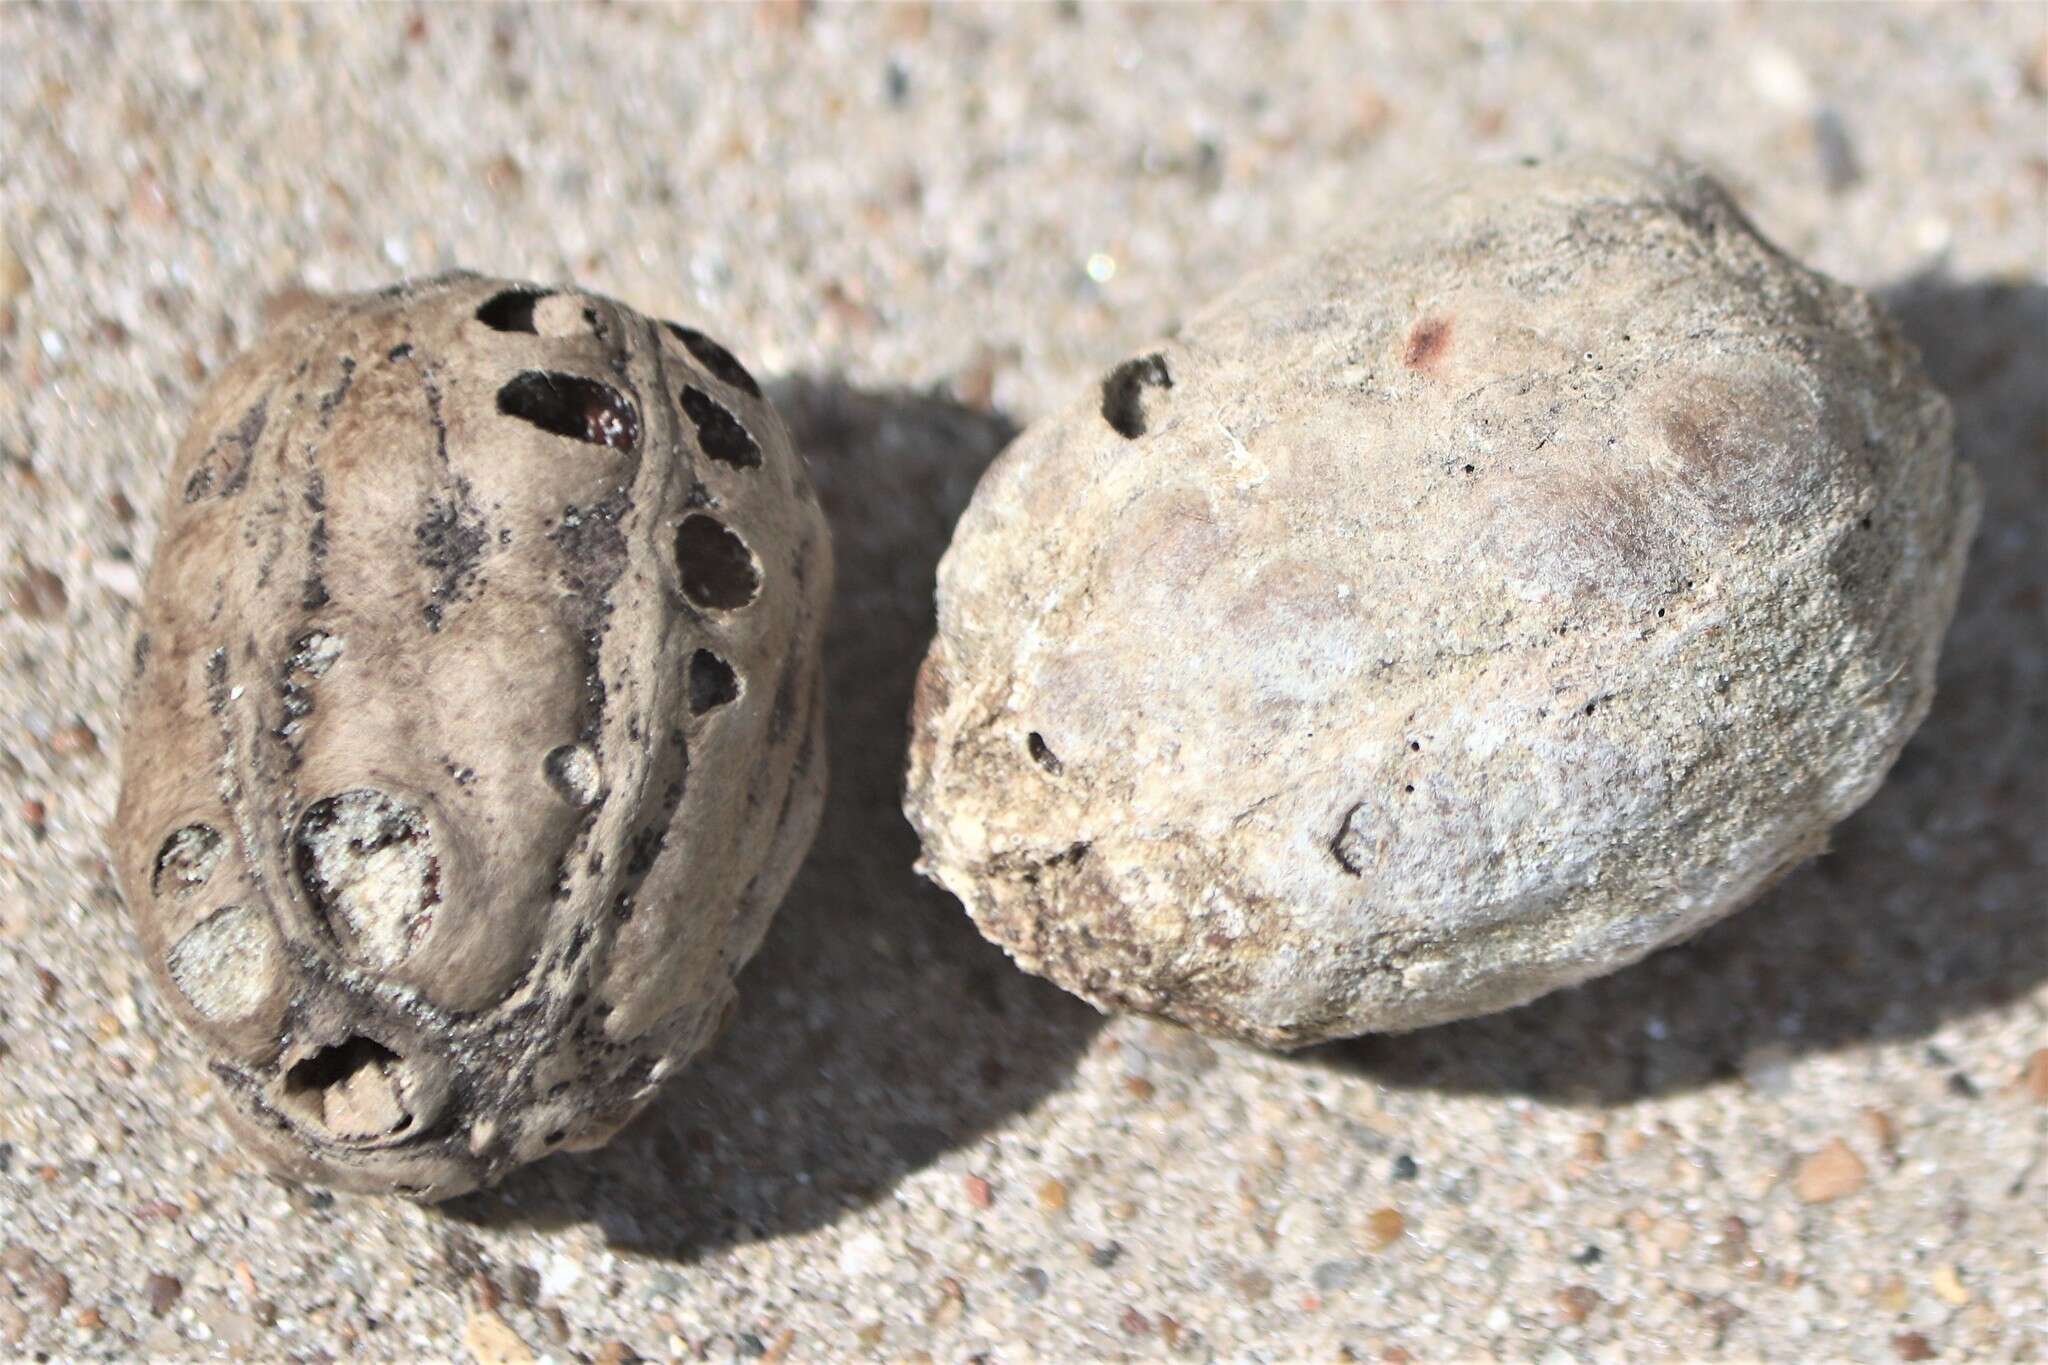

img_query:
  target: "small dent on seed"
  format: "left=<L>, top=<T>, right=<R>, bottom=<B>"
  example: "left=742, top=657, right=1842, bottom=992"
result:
left=294, top=790, right=442, bottom=968
left=167, top=905, right=279, bottom=1021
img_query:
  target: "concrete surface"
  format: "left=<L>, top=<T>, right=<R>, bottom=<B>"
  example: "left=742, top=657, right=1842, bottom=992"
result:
left=1, top=3, right=2044, bottom=1361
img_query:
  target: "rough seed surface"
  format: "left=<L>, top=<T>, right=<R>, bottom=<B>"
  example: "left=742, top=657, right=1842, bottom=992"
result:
left=107, top=272, right=833, bottom=1200
left=0, top=6, right=2041, bottom=1363
left=907, top=157, right=1979, bottom=1047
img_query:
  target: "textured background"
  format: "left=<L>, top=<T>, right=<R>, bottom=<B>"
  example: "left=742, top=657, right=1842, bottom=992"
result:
left=2, top=3, right=2044, bottom=1361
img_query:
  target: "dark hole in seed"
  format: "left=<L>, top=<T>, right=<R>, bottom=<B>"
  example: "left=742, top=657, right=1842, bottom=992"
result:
left=285, top=1035, right=399, bottom=1098
left=674, top=514, right=760, bottom=610
left=496, top=372, right=639, bottom=451
left=1403, top=784, right=1415, bottom=794
left=152, top=823, right=224, bottom=898
left=1409, top=740, right=1421, bottom=752
left=475, top=289, right=550, bottom=333
left=688, top=650, right=740, bottom=714
left=1584, top=701, right=1598, bottom=716
left=680, top=386, right=762, bottom=469
left=282, top=1035, right=411, bottom=1137
left=1027, top=731, right=1063, bottom=775
left=544, top=1129, right=567, bottom=1146
left=664, top=322, right=762, bottom=398
left=1100, top=353, right=1173, bottom=439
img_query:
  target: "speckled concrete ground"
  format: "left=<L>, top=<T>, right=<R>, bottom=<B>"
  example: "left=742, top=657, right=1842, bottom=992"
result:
left=2, top=3, right=2045, bottom=1362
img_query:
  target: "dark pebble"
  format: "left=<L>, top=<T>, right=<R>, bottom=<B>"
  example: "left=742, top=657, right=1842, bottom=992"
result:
left=1390, top=1154, right=1419, bottom=1181
left=1811, top=108, right=1863, bottom=194
left=1894, top=1331, right=1936, bottom=1361
left=145, top=1272, right=183, bottom=1316
left=1090, top=1242, right=1123, bottom=1269
left=507, top=1264, right=541, bottom=1307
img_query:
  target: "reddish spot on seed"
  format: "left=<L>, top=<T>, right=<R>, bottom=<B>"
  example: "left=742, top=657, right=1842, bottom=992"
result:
left=1404, top=315, right=1453, bottom=371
